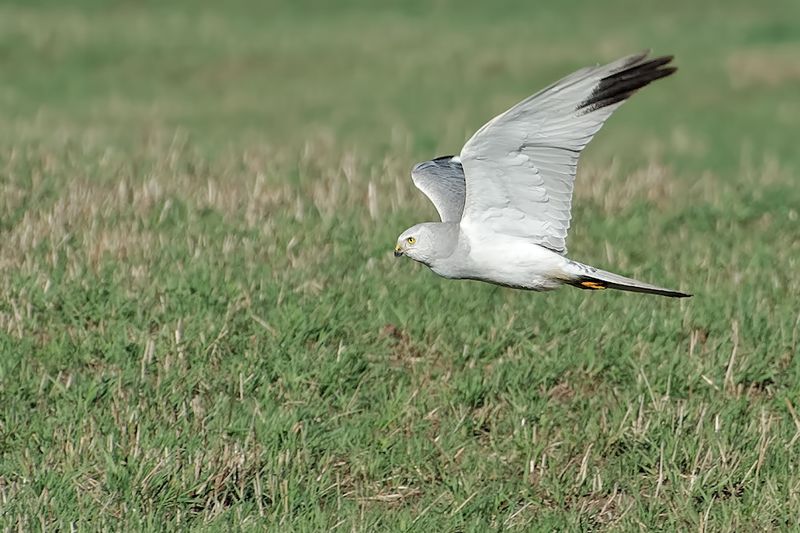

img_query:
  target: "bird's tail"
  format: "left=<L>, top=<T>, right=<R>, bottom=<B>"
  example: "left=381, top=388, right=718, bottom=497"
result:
left=564, top=261, right=691, bottom=298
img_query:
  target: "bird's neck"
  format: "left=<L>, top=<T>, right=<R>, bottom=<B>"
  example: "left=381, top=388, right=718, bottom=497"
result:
left=425, top=222, right=461, bottom=267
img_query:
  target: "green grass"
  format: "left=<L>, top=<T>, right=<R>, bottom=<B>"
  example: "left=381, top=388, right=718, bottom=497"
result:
left=2, top=0, right=800, bottom=530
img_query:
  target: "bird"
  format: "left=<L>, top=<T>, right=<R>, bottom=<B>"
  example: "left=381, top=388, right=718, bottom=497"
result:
left=394, top=51, right=690, bottom=298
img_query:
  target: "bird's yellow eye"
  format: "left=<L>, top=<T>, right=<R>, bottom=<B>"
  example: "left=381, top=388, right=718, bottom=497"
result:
left=406, top=237, right=416, bottom=245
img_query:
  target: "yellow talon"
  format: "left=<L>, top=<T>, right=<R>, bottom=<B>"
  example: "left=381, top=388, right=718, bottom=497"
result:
left=581, top=281, right=606, bottom=290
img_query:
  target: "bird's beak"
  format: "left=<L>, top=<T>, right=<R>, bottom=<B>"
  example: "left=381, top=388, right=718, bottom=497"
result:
left=394, top=244, right=403, bottom=257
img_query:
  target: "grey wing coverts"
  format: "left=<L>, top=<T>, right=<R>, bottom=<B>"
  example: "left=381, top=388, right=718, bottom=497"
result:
left=411, top=156, right=466, bottom=222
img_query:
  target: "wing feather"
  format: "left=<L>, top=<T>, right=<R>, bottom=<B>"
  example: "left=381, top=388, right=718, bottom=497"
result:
left=459, top=52, right=676, bottom=254
left=410, top=156, right=466, bottom=222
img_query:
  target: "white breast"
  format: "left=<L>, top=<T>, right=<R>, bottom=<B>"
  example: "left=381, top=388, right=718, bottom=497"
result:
left=457, top=222, right=570, bottom=290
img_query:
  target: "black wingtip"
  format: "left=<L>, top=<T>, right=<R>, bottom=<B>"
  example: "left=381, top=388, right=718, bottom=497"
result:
left=659, top=290, right=692, bottom=298
left=578, top=54, right=677, bottom=113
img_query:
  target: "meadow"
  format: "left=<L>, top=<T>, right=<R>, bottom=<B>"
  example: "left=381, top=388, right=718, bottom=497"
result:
left=1, top=0, right=799, bottom=530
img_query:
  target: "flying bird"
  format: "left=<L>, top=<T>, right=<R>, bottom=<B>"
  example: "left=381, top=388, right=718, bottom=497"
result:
left=394, top=52, right=690, bottom=298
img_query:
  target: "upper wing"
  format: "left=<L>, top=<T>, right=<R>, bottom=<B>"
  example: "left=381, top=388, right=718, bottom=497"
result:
left=459, top=52, right=676, bottom=254
left=411, top=155, right=466, bottom=222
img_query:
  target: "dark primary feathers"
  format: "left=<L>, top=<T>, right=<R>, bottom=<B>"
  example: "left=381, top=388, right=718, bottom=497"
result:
left=579, top=54, right=676, bottom=113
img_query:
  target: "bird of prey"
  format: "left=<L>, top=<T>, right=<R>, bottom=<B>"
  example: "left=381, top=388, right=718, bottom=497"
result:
left=394, top=52, right=690, bottom=298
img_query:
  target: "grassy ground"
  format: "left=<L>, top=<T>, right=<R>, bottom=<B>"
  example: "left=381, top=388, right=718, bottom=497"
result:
left=1, top=0, right=799, bottom=530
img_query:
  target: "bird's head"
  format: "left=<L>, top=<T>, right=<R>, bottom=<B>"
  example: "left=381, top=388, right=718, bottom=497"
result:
left=394, top=223, right=437, bottom=265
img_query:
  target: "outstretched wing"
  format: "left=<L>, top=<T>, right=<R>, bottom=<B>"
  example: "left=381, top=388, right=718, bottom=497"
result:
left=411, top=155, right=466, bottom=222
left=459, top=52, right=676, bottom=254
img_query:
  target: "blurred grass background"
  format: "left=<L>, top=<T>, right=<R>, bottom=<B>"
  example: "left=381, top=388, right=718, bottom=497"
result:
left=1, top=0, right=799, bottom=530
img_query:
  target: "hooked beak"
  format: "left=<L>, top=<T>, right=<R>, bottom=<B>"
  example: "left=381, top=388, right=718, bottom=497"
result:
left=394, top=244, right=403, bottom=257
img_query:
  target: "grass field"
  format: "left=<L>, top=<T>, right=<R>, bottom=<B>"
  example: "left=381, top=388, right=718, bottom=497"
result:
left=1, top=0, right=800, bottom=530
